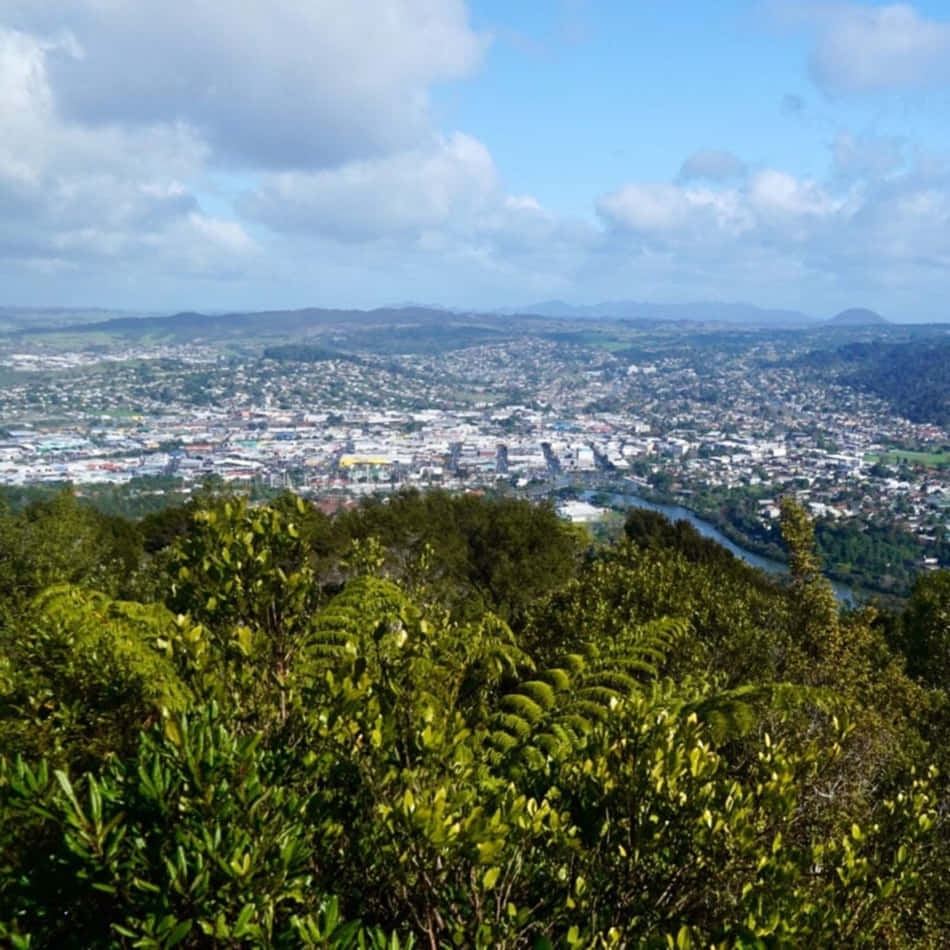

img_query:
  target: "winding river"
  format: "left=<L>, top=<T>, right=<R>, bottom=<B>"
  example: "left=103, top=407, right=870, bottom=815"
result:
left=586, top=490, right=858, bottom=605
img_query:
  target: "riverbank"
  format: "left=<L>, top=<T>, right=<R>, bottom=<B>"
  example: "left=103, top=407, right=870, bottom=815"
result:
left=580, top=486, right=862, bottom=605
left=627, top=485, right=929, bottom=603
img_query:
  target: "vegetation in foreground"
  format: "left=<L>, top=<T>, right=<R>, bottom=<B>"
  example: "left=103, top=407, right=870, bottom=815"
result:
left=3, top=488, right=950, bottom=947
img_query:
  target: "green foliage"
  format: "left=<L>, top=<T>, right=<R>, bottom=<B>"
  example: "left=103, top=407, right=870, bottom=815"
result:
left=770, top=501, right=932, bottom=816
left=0, top=487, right=144, bottom=611
left=813, top=516, right=933, bottom=596
left=781, top=497, right=841, bottom=655
left=525, top=535, right=787, bottom=685
left=624, top=507, right=756, bottom=573
left=0, top=490, right=948, bottom=947
left=336, top=490, right=584, bottom=623
left=896, top=569, right=950, bottom=688
left=0, top=707, right=413, bottom=949
left=0, top=585, right=189, bottom=769
left=490, top=615, right=685, bottom=771
left=166, top=495, right=323, bottom=724
left=801, top=338, right=950, bottom=428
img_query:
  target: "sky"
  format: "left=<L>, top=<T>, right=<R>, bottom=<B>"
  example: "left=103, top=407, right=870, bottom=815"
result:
left=3, top=1, right=950, bottom=320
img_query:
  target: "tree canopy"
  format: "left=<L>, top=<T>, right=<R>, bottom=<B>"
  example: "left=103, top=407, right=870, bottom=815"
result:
left=2, top=490, right=950, bottom=947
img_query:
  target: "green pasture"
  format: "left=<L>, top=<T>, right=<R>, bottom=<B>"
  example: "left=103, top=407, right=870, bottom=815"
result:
left=866, top=449, right=950, bottom=467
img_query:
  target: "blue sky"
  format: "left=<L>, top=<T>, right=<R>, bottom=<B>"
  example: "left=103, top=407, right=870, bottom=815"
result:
left=3, top=1, right=950, bottom=320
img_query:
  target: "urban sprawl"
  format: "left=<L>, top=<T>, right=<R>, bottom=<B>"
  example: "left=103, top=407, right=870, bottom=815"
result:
left=1, top=335, right=948, bottom=556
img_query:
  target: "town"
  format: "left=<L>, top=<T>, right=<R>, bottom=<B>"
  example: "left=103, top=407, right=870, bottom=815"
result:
left=1, top=322, right=948, bottom=591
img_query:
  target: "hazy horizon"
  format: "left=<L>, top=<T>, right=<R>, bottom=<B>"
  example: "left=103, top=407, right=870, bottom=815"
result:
left=6, top=297, right=947, bottom=326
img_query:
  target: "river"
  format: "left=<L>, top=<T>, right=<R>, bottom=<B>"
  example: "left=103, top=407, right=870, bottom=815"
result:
left=585, top=490, right=858, bottom=605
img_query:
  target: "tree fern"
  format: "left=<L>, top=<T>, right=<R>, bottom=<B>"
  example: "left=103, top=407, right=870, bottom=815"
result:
left=680, top=680, right=842, bottom=744
left=0, top=584, right=190, bottom=768
left=305, top=576, right=532, bottom=728
left=490, top=613, right=837, bottom=771
left=30, top=583, right=191, bottom=713
left=490, top=616, right=687, bottom=768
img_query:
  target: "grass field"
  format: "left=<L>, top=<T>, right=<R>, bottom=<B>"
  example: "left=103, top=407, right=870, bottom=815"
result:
left=866, top=450, right=950, bottom=467
left=572, top=333, right=632, bottom=351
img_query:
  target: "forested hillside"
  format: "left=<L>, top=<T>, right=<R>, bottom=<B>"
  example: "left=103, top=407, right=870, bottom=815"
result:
left=3, top=489, right=950, bottom=947
left=801, top=339, right=950, bottom=427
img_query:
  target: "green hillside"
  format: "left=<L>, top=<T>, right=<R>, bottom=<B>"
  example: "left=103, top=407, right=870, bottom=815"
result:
left=801, top=338, right=950, bottom=427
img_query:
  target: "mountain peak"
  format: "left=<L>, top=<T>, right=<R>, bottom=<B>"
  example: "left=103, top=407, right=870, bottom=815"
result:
left=827, top=307, right=888, bottom=326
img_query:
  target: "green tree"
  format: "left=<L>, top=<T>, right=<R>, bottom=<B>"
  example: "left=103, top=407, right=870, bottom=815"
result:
left=898, top=570, right=950, bottom=688
left=0, top=487, right=144, bottom=613
left=0, top=584, right=189, bottom=770
left=165, top=496, right=323, bottom=725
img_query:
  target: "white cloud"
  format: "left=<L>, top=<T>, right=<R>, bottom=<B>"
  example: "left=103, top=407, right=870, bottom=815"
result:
left=597, top=182, right=753, bottom=240
left=4, top=1, right=950, bottom=318
left=777, top=2, right=950, bottom=94
left=241, top=129, right=599, bottom=292
left=4, top=0, right=487, bottom=168
left=594, top=147, right=950, bottom=311
left=186, top=214, right=257, bottom=256
left=243, top=133, right=499, bottom=241
left=0, top=23, right=258, bottom=281
left=599, top=165, right=841, bottom=247
left=477, top=193, right=598, bottom=265
left=748, top=168, right=836, bottom=218
left=0, top=2, right=488, bottom=290
left=504, top=195, right=546, bottom=213
left=833, top=132, right=906, bottom=179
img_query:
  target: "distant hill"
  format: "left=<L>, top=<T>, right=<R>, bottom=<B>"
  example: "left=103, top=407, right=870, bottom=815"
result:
left=504, top=299, right=815, bottom=327
left=8, top=300, right=820, bottom=340
left=827, top=308, right=889, bottom=327
left=16, top=305, right=557, bottom=352
left=799, top=339, right=950, bottom=427
left=24, top=306, right=473, bottom=336
left=0, top=307, right=150, bottom=332
left=22, top=300, right=821, bottom=347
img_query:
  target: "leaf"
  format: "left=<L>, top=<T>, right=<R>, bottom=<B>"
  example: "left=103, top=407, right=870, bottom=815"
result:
left=166, top=919, right=194, bottom=948
left=54, top=769, right=83, bottom=817
left=235, top=626, right=254, bottom=657
left=164, top=717, right=182, bottom=746
left=234, top=904, right=256, bottom=936
left=676, top=925, right=693, bottom=950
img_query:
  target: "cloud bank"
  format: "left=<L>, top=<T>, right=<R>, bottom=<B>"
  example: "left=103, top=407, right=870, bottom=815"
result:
left=4, top=0, right=487, bottom=167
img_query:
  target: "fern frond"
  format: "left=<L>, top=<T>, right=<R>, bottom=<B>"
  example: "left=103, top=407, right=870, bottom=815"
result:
left=522, top=745, right=547, bottom=771
left=588, top=671, right=643, bottom=696
left=495, top=712, right=534, bottom=739
left=561, top=713, right=595, bottom=737
left=487, top=615, right=687, bottom=771
left=539, top=668, right=572, bottom=690
left=570, top=698, right=612, bottom=723
left=516, top=680, right=558, bottom=710
left=683, top=682, right=842, bottom=743
left=489, top=730, right=520, bottom=753
left=500, top=693, right=546, bottom=723
left=534, top=731, right=566, bottom=756
left=563, top=653, right=587, bottom=673
left=576, top=685, right=624, bottom=708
